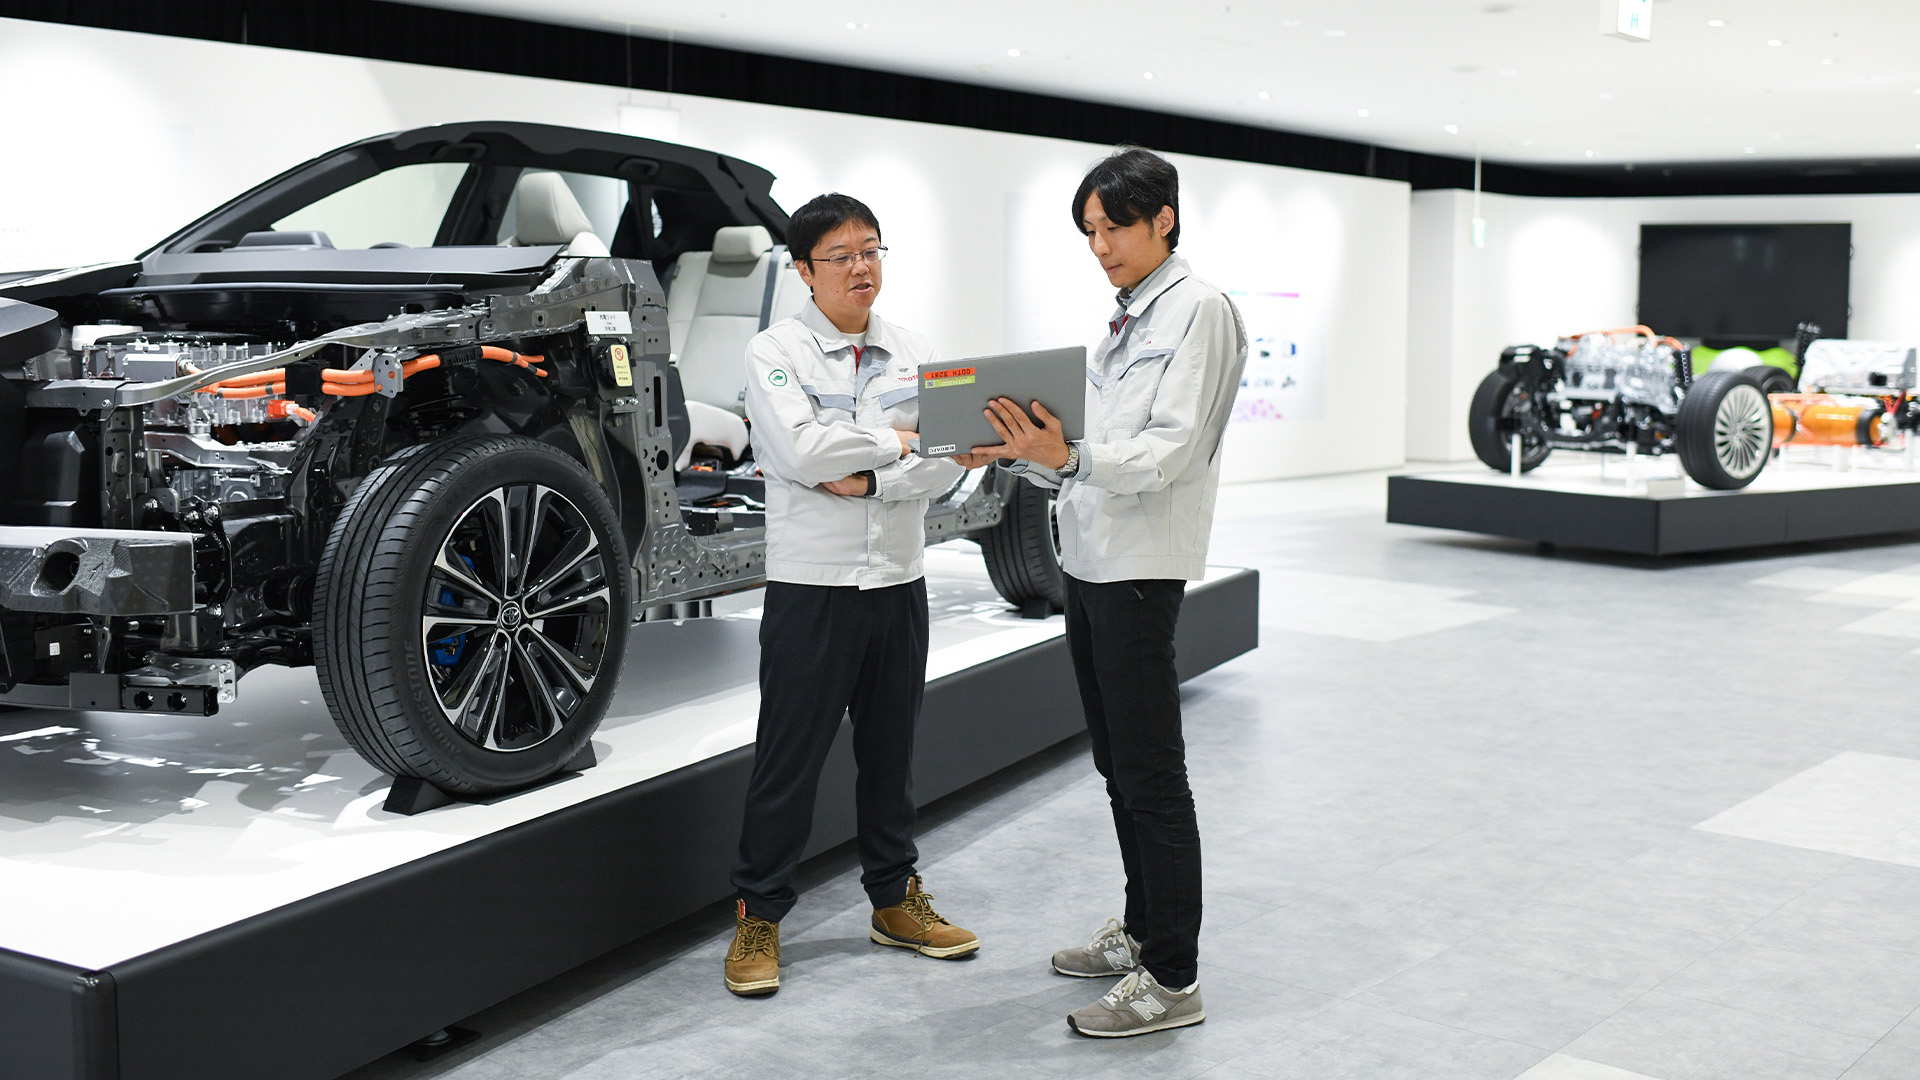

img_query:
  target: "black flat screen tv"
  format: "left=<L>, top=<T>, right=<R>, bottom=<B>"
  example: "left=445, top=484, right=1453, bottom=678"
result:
left=1637, top=223, right=1850, bottom=343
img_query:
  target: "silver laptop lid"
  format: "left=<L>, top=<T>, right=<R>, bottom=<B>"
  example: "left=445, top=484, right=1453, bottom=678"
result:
left=916, top=347, right=1086, bottom=457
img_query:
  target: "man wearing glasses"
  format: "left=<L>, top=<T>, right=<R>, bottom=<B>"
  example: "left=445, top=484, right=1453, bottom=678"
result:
left=724, top=193, right=976, bottom=996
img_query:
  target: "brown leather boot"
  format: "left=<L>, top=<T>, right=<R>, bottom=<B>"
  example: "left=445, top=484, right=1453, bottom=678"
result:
left=870, top=875, right=979, bottom=959
left=725, top=900, right=781, bottom=995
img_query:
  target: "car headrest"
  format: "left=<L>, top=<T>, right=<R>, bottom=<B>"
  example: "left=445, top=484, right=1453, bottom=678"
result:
left=712, top=225, right=774, bottom=264
left=514, top=171, right=599, bottom=247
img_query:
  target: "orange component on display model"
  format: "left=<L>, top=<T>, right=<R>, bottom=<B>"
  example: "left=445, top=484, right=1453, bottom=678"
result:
left=1768, top=393, right=1890, bottom=448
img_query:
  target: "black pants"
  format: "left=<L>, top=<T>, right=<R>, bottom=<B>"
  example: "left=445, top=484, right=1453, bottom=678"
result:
left=732, top=579, right=928, bottom=923
left=1065, top=574, right=1201, bottom=988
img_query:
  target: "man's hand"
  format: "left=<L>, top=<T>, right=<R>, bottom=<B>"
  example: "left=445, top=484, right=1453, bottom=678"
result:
left=949, top=451, right=1001, bottom=469
left=983, top=398, right=1071, bottom=470
left=895, top=429, right=917, bottom=459
left=821, top=474, right=871, bottom=496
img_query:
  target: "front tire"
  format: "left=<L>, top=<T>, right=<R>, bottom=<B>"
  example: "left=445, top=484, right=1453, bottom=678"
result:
left=980, top=472, right=1065, bottom=613
left=1468, top=367, right=1553, bottom=473
left=315, top=436, right=630, bottom=794
left=1676, top=370, right=1773, bottom=490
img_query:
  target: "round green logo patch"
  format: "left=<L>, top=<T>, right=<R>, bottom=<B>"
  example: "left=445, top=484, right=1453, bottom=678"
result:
left=767, top=368, right=789, bottom=387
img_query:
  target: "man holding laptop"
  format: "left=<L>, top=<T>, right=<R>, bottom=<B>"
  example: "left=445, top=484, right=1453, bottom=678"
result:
left=725, top=194, right=977, bottom=996
left=949, top=147, right=1247, bottom=1036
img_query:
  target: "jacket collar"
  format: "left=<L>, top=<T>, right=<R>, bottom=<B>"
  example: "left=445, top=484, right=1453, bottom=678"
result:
left=1116, top=254, right=1190, bottom=319
left=799, top=300, right=894, bottom=357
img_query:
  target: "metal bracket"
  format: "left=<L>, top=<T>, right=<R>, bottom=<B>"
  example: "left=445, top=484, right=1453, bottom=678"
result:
left=126, top=653, right=239, bottom=704
left=372, top=351, right=403, bottom=398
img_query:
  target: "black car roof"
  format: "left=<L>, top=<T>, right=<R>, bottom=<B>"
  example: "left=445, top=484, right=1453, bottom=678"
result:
left=147, top=121, right=789, bottom=258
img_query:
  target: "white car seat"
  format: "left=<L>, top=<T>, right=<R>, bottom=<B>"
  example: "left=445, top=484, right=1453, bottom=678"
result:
left=505, top=171, right=611, bottom=257
left=667, top=225, right=809, bottom=415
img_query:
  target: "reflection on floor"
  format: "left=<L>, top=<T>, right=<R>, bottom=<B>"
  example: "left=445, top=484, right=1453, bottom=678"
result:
left=300, top=468, right=1920, bottom=1079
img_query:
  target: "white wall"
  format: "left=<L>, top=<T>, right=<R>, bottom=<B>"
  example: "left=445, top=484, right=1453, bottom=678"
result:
left=0, top=17, right=1411, bottom=483
left=1407, top=186, right=1920, bottom=461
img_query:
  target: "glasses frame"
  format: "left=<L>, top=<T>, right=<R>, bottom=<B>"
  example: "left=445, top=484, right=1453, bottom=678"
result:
left=804, top=245, right=888, bottom=270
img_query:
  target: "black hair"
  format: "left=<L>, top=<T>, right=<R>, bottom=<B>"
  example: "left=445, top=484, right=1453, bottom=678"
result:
left=1071, top=147, right=1180, bottom=250
left=787, top=192, right=882, bottom=264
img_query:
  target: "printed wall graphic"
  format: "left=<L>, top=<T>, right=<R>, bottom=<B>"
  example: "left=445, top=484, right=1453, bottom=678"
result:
left=1228, top=288, right=1325, bottom=422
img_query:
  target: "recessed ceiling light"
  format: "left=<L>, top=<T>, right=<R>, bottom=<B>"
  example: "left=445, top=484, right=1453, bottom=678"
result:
left=1258, top=90, right=1271, bottom=100
left=1357, top=108, right=1370, bottom=117
left=1498, top=68, right=1520, bottom=76
left=1521, top=138, right=1535, bottom=146
left=1143, top=71, right=1154, bottom=80
left=1744, top=146, right=1757, bottom=153
left=1767, top=39, right=1785, bottom=47
left=1007, top=48, right=1021, bottom=57
left=1822, top=57, right=1837, bottom=65
left=1324, top=29, right=1347, bottom=37
left=1444, top=124, right=1459, bottom=135
left=1707, top=19, right=1727, bottom=27
left=1280, top=19, right=1301, bottom=26
left=1585, top=149, right=1595, bottom=158
left=1598, top=92, right=1616, bottom=100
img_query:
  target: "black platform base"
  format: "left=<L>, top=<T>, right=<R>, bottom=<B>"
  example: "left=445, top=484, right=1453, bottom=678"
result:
left=1388, top=468, right=1920, bottom=556
left=1, top=569, right=1258, bottom=1080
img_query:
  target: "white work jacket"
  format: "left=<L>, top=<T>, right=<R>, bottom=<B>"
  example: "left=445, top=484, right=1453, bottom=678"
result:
left=1019, top=254, right=1248, bottom=582
left=744, top=302, right=963, bottom=588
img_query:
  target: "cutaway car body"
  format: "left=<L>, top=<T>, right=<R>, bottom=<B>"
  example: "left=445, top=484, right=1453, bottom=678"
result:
left=0, top=123, right=1063, bottom=795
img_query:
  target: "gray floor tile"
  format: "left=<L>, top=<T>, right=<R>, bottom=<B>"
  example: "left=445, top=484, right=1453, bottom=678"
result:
left=1357, top=948, right=1645, bottom=1049
left=1212, top=999, right=1549, bottom=1079
left=1564, top=991, right=1876, bottom=1080
left=1840, top=1005, right=1920, bottom=1079
left=1200, top=902, right=1451, bottom=998
left=1448, top=901, right=1732, bottom=992
left=1658, top=937, right=1920, bottom=1039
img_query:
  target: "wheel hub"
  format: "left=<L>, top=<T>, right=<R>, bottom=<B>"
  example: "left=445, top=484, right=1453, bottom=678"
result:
left=499, top=600, right=525, bottom=631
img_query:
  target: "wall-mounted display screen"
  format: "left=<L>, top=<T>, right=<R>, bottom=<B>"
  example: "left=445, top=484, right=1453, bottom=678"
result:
left=1637, top=223, right=1850, bottom=343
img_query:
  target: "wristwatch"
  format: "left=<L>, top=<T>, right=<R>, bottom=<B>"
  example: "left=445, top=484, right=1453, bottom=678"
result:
left=1060, top=442, right=1081, bottom=477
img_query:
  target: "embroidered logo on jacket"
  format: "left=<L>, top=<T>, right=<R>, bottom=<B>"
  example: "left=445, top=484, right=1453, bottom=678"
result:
left=767, top=368, right=789, bottom=387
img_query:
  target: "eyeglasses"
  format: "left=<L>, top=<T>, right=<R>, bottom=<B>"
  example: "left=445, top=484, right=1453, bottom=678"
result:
left=806, top=246, right=888, bottom=269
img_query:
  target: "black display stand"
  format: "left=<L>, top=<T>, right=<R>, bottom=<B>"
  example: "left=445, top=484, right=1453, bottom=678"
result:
left=1, top=569, right=1258, bottom=1080
left=1387, top=471, right=1920, bottom=556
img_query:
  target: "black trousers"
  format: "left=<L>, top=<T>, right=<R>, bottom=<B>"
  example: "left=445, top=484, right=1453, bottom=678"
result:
left=1065, top=574, right=1202, bottom=988
left=732, top=579, right=928, bottom=923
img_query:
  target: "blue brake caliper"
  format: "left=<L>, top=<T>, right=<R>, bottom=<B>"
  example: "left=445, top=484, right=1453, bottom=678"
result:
left=428, top=554, right=479, bottom=667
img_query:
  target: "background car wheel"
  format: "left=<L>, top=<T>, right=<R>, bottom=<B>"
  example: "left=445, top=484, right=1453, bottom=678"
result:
left=1745, top=364, right=1796, bottom=396
left=1467, top=367, right=1553, bottom=473
left=1676, top=370, right=1773, bottom=490
left=315, top=435, right=629, bottom=795
left=980, top=471, right=1066, bottom=614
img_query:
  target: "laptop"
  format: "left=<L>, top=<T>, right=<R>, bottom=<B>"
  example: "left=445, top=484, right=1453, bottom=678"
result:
left=915, top=346, right=1087, bottom=457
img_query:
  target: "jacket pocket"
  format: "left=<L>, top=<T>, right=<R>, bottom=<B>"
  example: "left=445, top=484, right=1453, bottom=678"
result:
left=1102, top=348, right=1174, bottom=439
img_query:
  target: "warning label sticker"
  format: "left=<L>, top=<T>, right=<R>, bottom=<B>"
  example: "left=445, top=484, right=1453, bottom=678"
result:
left=923, top=366, right=977, bottom=388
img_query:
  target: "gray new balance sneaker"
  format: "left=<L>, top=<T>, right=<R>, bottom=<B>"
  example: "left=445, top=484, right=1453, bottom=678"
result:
left=1051, top=917, right=1139, bottom=978
left=1067, top=970, right=1204, bottom=1037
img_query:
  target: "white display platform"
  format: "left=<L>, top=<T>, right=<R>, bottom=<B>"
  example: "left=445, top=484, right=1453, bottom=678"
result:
left=1411, top=452, right=1920, bottom=500
left=0, top=548, right=1240, bottom=972
left=1388, top=454, right=1920, bottom=556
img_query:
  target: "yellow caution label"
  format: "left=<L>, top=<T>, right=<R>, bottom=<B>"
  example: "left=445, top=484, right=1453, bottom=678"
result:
left=610, top=343, right=632, bottom=387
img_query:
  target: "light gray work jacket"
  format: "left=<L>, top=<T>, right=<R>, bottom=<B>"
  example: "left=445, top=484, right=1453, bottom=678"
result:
left=744, top=302, right=962, bottom=588
left=1019, top=254, right=1248, bottom=582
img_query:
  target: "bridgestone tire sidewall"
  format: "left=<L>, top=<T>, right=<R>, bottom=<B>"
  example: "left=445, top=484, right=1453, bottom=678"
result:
left=1468, top=367, right=1551, bottom=473
left=317, top=437, right=629, bottom=794
left=1676, top=370, right=1772, bottom=490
